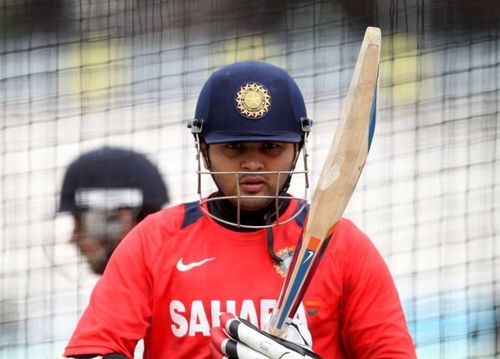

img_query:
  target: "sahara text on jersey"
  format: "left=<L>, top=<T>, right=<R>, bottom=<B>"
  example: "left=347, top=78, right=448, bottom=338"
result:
left=169, top=299, right=307, bottom=336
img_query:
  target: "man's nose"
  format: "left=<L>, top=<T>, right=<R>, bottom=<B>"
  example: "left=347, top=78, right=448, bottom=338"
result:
left=241, top=154, right=265, bottom=171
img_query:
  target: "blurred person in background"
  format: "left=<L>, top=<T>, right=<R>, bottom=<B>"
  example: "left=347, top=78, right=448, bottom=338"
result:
left=59, top=146, right=169, bottom=275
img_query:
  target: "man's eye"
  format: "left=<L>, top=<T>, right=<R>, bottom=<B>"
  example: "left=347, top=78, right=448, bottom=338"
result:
left=226, top=143, right=242, bottom=150
left=263, top=143, right=279, bottom=149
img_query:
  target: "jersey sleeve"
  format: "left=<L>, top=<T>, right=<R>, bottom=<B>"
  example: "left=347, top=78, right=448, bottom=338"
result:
left=336, top=220, right=416, bottom=358
left=64, top=210, right=180, bottom=358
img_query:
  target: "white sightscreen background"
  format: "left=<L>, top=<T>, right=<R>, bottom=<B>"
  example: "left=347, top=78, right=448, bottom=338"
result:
left=1, top=0, right=499, bottom=358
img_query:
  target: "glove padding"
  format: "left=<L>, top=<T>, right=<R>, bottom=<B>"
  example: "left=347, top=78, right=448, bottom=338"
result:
left=210, top=313, right=321, bottom=359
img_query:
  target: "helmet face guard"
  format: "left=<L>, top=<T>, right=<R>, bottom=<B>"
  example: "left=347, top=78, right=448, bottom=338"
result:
left=195, top=168, right=310, bottom=229
left=189, top=62, right=313, bottom=228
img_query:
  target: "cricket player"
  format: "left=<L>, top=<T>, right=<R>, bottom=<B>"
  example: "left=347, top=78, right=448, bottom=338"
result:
left=64, top=62, right=416, bottom=358
left=59, top=146, right=169, bottom=275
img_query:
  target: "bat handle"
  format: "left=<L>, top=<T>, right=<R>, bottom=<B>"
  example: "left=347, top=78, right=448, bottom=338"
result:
left=268, top=311, right=288, bottom=337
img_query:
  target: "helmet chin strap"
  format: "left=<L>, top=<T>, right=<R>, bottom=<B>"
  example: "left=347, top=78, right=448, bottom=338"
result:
left=264, top=143, right=302, bottom=265
left=265, top=212, right=284, bottom=264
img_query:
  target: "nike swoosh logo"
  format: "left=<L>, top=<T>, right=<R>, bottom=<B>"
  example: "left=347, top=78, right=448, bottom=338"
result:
left=176, top=257, right=215, bottom=272
left=303, top=250, right=314, bottom=264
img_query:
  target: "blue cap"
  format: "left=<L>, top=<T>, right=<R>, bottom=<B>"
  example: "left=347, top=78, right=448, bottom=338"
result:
left=59, top=146, right=169, bottom=213
left=193, top=61, right=309, bottom=144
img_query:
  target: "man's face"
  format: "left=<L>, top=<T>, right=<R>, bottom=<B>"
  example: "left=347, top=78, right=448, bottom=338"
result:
left=204, top=141, right=297, bottom=211
left=70, top=208, right=135, bottom=274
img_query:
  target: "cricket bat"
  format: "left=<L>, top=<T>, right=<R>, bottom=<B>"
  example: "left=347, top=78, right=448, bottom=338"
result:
left=269, top=27, right=381, bottom=335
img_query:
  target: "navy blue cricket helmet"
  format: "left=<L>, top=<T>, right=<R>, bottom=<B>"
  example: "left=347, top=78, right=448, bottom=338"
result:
left=191, top=61, right=311, bottom=144
left=59, top=147, right=169, bottom=217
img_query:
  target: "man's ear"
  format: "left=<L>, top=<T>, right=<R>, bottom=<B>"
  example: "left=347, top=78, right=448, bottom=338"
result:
left=199, top=142, right=211, bottom=170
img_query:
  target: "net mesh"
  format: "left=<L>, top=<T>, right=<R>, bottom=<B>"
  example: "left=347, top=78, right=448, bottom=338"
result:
left=1, top=0, right=499, bottom=357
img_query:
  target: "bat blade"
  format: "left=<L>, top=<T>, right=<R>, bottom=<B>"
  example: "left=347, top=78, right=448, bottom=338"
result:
left=270, top=27, right=381, bottom=335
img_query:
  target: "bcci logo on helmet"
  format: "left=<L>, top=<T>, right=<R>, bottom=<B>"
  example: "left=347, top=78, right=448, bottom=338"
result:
left=235, top=82, right=271, bottom=119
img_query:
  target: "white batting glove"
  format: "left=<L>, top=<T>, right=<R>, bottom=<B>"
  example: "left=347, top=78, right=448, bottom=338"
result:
left=209, top=313, right=321, bottom=359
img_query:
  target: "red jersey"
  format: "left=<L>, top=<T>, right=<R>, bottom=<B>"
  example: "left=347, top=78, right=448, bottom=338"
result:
left=64, top=199, right=415, bottom=358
